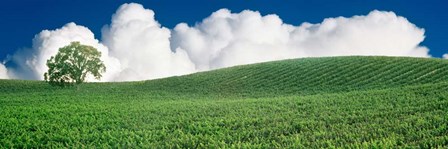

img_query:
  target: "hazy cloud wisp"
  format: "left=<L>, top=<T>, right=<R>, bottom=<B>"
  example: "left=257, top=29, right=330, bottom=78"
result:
left=0, top=63, right=8, bottom=79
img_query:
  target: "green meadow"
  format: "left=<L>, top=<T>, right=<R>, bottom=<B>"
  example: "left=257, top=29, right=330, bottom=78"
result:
left=1, top=56, right=447, bottom=148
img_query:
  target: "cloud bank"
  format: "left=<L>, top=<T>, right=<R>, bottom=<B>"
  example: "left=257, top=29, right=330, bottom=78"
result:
left=3, top=3, right=433, bottom=81
left=172, top=9, right=429, bottom=70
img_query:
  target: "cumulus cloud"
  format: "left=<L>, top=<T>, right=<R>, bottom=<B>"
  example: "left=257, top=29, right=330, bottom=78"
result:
left=3, top=3, right=432, bottom=81
left=172, top=9, right=429, bottom=69
left=443, top=54, right=448, bottom=59
left=8, top=22, right=121, bottom=81
left=5, top=3, right=195, bottom=81
left=294, top=11, right=429, bottom=57
left=102, top=3, right=195, bottom=81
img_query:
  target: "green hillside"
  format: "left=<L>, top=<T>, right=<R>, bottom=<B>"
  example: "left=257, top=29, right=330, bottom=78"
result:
left=141, top=56, right=448, bottom=96
left=1, top=56, right=448, bottom=148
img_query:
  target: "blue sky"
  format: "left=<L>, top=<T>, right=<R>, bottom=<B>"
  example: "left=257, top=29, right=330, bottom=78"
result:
left=1, top=0, right=447, bottom=61
left=1, top=0, right=448, bottom=81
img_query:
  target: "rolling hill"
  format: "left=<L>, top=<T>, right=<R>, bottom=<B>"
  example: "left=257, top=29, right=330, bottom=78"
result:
left=1, top=56, right=447, bottom=148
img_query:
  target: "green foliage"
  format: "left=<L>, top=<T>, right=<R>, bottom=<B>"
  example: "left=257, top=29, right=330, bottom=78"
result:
left=44, top=41, right=106, bottom=86
left=1, top=56, right=448, bottom=148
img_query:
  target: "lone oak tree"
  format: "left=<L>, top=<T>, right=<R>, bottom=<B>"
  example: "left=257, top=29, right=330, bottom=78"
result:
left=44, top=41, right=106, bottom=86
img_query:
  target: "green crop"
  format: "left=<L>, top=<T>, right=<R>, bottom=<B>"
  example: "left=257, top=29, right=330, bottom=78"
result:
left=1, top=56, right=447, bottom=148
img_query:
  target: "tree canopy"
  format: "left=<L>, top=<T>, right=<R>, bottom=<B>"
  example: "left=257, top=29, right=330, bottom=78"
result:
left=44, top=41, right=106, bottom=86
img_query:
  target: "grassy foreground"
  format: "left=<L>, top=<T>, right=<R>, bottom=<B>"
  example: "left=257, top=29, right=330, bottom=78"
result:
left=1, top=56, right=448, bottom=148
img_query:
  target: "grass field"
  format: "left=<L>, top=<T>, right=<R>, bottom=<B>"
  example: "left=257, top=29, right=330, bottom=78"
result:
left=1, top=56, right=448, bottom=148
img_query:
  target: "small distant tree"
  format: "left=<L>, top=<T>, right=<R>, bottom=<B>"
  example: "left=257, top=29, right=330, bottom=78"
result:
left=44, top=41, right=106, bottom=86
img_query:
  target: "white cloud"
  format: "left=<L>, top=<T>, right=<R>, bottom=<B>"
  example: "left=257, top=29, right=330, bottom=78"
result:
left=0, top=63, right=8, bottom=79
left=3, top=3, right=433, bottom=81
left=293, top=10, right=429, bottom=57
left=8, top=22, right=121, bottom=81
left=102, top=3, right=195, bottom=81
left=172, top=9, right=429, bottom=69
left=443, top=54, right=448, bottom=59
